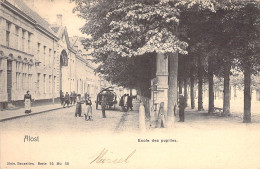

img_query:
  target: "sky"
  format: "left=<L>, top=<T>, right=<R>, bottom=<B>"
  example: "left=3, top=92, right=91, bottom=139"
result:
left=28, top=0, right=86, bottom=37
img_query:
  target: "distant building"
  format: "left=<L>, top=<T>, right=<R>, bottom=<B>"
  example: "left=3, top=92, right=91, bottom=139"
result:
left=69, top=36, right=100, bottom=98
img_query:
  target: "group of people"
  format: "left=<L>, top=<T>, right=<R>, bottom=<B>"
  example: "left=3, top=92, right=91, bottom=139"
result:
left=24, top=89, right=185, bottom=123
left=74, top=93, right=93, bottom=121
left=74, top=92, right=109, bottom=120
left=119, top=94, right=133, bottom=111
left=23, top=89, right=136, bottom=120
left=59, top=91, right=93, bottom=121
left=60, top=91, right=78, bottom=108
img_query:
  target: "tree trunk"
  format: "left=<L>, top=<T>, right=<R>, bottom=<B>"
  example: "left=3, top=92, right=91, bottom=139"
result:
left=243, top=63, right=251, bottom=123
left=198, top=55, right=203, bottom=111
left=208, top=58, right=214, bottom=113
left=168, top=53, right=178, bottom=127
left=178, top=79, right=183, bottom=94
left=223, top=61, right=231, bottom=116
left=190, top=72, right=195, bottom=109
left=130, top=88, right=133, bottom=96
left=184, top=78, right=188, bottom=105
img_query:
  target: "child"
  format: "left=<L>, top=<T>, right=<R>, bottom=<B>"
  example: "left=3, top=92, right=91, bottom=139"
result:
left=84, top=95, right=93, bottom=121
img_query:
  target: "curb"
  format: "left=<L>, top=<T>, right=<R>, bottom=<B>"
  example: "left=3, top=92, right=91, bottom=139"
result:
left=0, top=105, right=74, bottom=122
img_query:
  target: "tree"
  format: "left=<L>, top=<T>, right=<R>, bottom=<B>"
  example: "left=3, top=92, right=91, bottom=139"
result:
left=72, top=0, right=188, bottom=126
left=221, top=1, right=260, bottom=122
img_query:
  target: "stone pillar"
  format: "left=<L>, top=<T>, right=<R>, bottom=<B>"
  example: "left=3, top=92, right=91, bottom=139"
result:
left=154, top=53, right=168, bottom=111
left=0, top=57, right=8, bottom=103
left=10, top=23, right=16, bottom=49
left=11, top=60, right=17, bottom=100
left=0, top=18, right=6, bottom=46
left=24, top=31, right=28, bottom=54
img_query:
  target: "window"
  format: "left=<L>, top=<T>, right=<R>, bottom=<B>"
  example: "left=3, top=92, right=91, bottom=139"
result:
left=22, top=30, right=25, bottom=51
left=49, top=75, right=52, bottom=93
left=37, top=73, right=40, bottom=93
left=28, top=74, right=32, bottom=90
left=49, top=49, right=52, bottom=65
left=16, top=72, right=19, bottom=90
left=43, top=46, right=46, bottom=65
left=54, top=76, right=56, bottom=93
left=43, top=74, right=46, bottom=93
left=53, top=51, right=56, bottom=66
left=15, top=26, right=19, bottom=49
left=37, top=43, right=41, bottom=61
left=28, top=33, right=31, bottom=53
left=22, top=73, right=25, bottom=89
left=6, top=22, right=10, bottom=47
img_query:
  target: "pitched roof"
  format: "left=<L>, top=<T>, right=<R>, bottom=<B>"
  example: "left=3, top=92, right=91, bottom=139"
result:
left=5, top=0, right=58, bottom=39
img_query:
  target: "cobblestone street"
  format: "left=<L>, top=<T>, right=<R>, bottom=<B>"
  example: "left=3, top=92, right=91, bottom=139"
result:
left=0, top=101, right=140, bottom=134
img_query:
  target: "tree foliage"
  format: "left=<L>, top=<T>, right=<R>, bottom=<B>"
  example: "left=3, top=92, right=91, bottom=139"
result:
left=72, top=0, right=188, bottom=96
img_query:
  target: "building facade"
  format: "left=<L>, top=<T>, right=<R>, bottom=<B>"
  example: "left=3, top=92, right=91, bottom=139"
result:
left=0, top=0, right=100, bottom=109
left=69, top=36, right=100, bottom=99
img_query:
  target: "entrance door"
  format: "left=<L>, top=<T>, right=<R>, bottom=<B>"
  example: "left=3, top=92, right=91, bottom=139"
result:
left=7, top=61, right=12, bottom=102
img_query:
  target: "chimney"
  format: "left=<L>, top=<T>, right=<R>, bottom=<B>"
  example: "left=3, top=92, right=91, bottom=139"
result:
left=56, top=14, right=63, bottom=26
left=24, top=0, right=35, bottom=11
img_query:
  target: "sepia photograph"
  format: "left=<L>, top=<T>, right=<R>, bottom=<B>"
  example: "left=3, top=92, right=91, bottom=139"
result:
left=0, top=0, right=260, bottom=168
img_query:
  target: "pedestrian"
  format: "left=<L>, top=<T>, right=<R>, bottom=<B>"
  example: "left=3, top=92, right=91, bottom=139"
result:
left=119, top=95, right=124, bottom=106
left=178, top=94, right=187, bottom=122
left=123, top=93, right=129, bottom=111
left=84, top=92, right=88, bottom=101
left=24, top=90, right=32, bottom=113
left=127, top=94, right=133, bottom=111
left=84, top=95, right=93, bottom=121
left=75, top=94, right=83, bottom=117
left=64, top=92, right=70, bottom=108
left=101, top=94, right=107, bottom=118
left=60, top=91, right=64, bottom=106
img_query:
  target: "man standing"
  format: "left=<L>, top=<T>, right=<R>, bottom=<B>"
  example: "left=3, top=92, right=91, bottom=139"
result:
left=127, top=94, right=133, bottom=111
left=101, top=94, right=107, bottom=118
left=64, top=92, right=70, bottom=108
left=178, top=94, right=187, bottom=122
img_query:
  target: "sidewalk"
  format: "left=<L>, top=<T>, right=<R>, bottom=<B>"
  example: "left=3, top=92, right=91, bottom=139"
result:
left=0, top=103, right=72, bottom=122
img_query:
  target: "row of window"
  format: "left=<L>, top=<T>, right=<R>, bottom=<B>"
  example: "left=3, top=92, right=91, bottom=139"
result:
left=36, top=73, right=56, bottom=94
left=5, top=20, right=57, bottom=67
left=37, top=43, right=56, bottom=66
left=6, top=21, right=32, bottom=53
left=16, top=73, right=32, bottom=90
left=16, top=62, right=32, bottom=74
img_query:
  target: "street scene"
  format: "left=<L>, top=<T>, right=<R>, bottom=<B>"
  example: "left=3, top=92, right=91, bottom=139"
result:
left=1, top=0, right=260, bottom=169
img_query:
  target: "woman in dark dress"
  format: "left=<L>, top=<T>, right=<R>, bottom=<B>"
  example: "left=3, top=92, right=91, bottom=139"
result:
left=24, top=91, right=32, bottom=113
left=75, top=94, right=83, bottom=117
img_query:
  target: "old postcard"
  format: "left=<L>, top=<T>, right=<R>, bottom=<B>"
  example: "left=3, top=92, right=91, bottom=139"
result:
left=1, top=0, right=260, bottom=169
